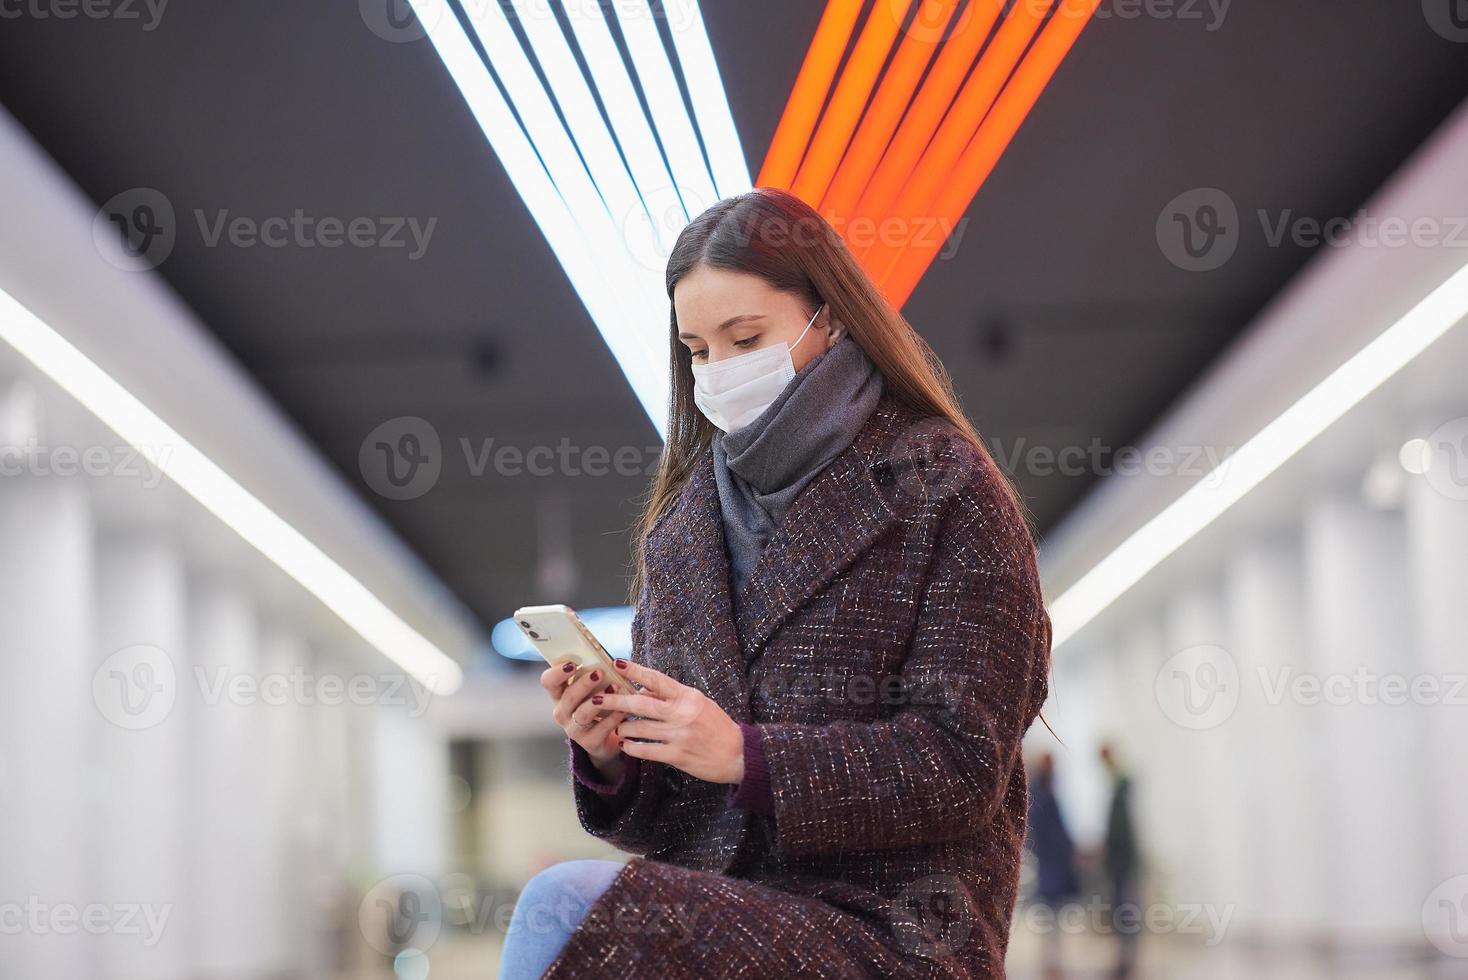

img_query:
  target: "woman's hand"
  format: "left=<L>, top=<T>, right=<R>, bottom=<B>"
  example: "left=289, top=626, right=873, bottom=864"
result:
left=541, top=660, right=627, bottom=776
left=596, top=660, right=745, bottom=785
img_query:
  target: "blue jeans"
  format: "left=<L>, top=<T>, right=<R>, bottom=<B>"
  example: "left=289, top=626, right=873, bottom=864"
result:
left=498, top=859, right=625, bottom=980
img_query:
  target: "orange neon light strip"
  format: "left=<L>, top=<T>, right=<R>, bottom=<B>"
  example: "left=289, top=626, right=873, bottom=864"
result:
left=791, top=0, right=913, bottom=206
left=757, top=0, right=864, bottom=191
left=819, top=0, right=962, bottom=224
left=845, top=0, right=1005, bottom=260
left=881, top=0, right=1103, bottom=306
left=857, top=0, right=1053, bottom=278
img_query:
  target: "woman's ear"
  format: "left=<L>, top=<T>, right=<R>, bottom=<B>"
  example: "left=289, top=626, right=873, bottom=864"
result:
left=822, top=308, right=842, bottom=349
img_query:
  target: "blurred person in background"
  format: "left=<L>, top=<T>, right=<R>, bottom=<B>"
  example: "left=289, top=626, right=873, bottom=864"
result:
left=1025, top=751, right=1079, bottom=979
left=501, top=187, right=1054, bottom=979
left=1099, top=742, right=1141, bottom=980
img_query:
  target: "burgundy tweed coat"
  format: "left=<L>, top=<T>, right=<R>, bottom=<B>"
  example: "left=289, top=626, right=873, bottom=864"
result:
left=542, top=393, right=1052, bottom=979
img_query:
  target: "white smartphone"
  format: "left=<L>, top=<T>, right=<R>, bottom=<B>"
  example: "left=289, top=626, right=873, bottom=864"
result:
left=513, top=604, right=639, bottom=696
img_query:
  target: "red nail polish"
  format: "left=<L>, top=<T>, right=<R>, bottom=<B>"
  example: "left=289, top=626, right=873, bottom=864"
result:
left=561, top=663, right=575, bottom=673
left=590, top=670, right=600, bottom=682
left=604, top=685, right=614, bottom=694
left=614, top=659, right=627, bottom=669
left=592, top=695, right=603, bottom=705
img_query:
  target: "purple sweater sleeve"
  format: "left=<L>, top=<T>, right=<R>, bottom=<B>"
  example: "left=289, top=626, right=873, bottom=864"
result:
left=568, top=736, right=641, bottom=807
left=726, top=722, right=774, bottom=815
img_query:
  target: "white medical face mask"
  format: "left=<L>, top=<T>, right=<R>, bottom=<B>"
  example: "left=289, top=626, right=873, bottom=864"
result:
left=690, top=303, right=828, bottom=433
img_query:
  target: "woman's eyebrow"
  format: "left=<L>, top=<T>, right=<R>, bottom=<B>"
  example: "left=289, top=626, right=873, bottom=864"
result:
left=678, top=313, right=765, bottom=340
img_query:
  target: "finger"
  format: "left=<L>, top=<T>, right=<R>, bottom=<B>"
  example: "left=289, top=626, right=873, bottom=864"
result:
left=553, top=671, right=607, bottom=726
left=619, top=737, right=674, bottom=764
left=615, top=659, right=679, bottom=698
left=596, top=691, right=669, bottom=719
left=614, top=717, right=671, bottom=742
left=560, top=666, right=611, bottom=711
left=571, top=692, right=626, bottom=730
left=540, top=661, right=578, bottom=697
left=578, top=707, right=624, bottom=749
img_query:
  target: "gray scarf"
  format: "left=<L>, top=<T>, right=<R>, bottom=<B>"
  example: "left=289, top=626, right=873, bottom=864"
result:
left=711, top=334, right=884, bottom=602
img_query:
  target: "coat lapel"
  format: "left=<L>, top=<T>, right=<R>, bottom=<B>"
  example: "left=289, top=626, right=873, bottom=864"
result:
left=733, top=399, right=903, bottom=665
left=641, top=448, right=750, bottom=721
left=642, top=397, right=907, bottom=713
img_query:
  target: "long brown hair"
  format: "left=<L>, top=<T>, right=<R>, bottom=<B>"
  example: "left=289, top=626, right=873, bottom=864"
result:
left=627, top=187, right=1030, bottom=604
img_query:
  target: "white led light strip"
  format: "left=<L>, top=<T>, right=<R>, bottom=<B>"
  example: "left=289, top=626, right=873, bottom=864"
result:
left=408, top=0, right=751, bottom=436
left=459, top=0, right=667, bottom=401
left=610, top=0, right=721, bottom=210
left=0, top=285, right=465, bottom=696
left=1049, top=257, right=1468, bottom=649
left=662, top=0, right=748, bottom=204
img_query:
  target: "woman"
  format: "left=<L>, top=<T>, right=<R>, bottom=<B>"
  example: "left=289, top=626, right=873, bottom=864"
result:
left=501, top=187, right=1052, bottom=979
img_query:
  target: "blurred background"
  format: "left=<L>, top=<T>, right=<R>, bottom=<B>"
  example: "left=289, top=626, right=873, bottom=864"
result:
left=1, top=1, right=1466, bottom=978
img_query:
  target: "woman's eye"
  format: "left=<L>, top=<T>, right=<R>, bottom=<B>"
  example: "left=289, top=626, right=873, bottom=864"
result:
left=733, top=336, right=760, bottom=348
left=690, top=349, right=709, bottom=360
